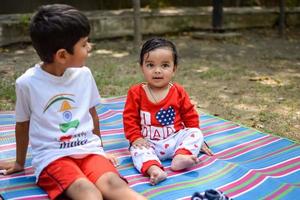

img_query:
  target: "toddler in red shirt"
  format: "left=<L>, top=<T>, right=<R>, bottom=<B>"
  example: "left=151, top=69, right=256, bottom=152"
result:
left=123, top=38, right=212, bottom=186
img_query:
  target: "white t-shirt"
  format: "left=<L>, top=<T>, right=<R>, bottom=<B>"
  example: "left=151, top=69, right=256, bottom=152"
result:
left=15, top=64, right=105, bottom=180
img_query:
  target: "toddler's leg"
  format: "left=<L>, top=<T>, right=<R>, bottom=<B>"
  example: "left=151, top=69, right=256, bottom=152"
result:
left=147, top=165, right=167, bottom=185
left=95, top=172, right=146, bottom=200
left=171, top=128, right=203, bottom=171
left=131, top=145, right=167, bottom=185
left=171, top=154, right=199, bottom=171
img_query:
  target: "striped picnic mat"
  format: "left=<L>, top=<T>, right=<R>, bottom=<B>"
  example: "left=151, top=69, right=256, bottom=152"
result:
left=1, top=96, right=300, bottom=199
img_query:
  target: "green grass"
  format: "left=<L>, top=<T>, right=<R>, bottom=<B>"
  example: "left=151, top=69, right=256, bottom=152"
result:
left=0, top=75, right=17, bottom=110
left=0, top=32, right=299, bottom=143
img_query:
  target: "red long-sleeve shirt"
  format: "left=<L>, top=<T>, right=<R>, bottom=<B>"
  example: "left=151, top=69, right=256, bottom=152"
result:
left=123, top=83, right=200, bottom=144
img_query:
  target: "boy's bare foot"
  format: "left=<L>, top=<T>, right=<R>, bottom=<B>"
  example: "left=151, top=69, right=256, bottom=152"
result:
left=147, top=165, right=167, bottom=185
left=171, top=154, right=199, bottom=171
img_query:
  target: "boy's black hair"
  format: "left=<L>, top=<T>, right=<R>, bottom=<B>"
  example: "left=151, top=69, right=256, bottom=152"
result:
left=139, top=38, right=178, bottom=66
left=29, top=4, right=90, bottom=63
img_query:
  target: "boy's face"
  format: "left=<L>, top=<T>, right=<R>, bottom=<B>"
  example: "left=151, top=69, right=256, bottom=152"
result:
left=141, top=48, right=176, bottom=89
left=65, top=37, right=91, bottom=68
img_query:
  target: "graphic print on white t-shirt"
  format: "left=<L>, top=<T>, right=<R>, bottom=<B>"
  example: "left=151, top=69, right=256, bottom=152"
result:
left=43, top=93, right=88, bottom=149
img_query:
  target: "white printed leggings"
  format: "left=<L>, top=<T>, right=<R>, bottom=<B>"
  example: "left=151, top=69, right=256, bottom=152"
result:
left=130, top=128, right=204, bottom=174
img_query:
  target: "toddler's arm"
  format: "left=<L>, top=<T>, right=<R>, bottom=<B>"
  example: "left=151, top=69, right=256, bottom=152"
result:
left=132, top=138, right=150, bottom=149
left=123, top=88, right=144, bottom=143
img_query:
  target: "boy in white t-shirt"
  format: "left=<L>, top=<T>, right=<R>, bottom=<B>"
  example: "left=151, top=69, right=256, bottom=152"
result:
left=0, top=4, right=146, bottom=200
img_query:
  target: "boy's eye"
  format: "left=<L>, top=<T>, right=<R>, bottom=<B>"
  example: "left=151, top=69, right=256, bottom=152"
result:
left=83, top=42, right=92, bottom=51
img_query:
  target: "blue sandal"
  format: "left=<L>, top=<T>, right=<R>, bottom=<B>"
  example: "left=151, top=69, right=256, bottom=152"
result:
left=191, top=189, right=232, bottom=200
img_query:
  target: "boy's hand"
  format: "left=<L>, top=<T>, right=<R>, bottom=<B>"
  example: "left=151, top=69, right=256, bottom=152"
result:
left=105, top=153, right=119, bottom=167
left=0, top=161, right=24, bottom=175
left=132, top=138, right=150, bottom=149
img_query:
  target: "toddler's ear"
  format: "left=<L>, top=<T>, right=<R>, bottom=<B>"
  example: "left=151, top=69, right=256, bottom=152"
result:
left=173, top=65, right=177, bottom=72
left=54, top=49, right=68, bottom=64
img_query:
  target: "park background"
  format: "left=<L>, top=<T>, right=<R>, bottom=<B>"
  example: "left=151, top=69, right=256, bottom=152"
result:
left=0, top=0, right=299, bottom=143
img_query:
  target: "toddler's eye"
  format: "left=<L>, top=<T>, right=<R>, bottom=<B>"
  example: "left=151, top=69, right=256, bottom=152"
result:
left=146, top=63, right=154, bottom=68
left=162, top=64, right=170, bottom=68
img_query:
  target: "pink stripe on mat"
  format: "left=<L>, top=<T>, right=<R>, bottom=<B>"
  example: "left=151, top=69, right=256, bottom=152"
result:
left=0, top=143, right=16, bottom=151
left=203, top=125, right=240, bottom=136
left=216, top=135, right=280, bottom=158
left=98, top=110, right=123, bottom=119
left=101, top=128, right=124, bottom=135
left=0, top=125, right=15, bottom=131
left=220, top=171, right=267, bottom=197
left=265, top=185, right=291, bottom=200
left=219, top=157, right=299, bottom=198
left=201, top=121, right=233, bottom=131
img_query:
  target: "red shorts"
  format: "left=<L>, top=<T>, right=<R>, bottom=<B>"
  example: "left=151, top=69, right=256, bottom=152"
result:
left=37, top=154, right=118, bottom=200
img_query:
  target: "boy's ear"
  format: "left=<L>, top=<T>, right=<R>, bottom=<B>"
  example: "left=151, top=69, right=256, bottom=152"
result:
left=54, top=49, right=68, bottom=64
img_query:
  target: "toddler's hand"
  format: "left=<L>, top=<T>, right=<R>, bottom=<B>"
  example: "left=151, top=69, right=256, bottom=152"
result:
left=105, top=153, right=119, bottom=167
left=132, top=138, right=150, bottom=149
left=0, top=161, right=24, bottom=175
left=201, top=142, right=214, bottom=156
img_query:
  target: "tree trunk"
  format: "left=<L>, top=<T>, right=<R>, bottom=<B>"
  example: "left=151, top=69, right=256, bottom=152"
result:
left=212, top=0, right=224, bottom=32
left=279, top=0, right=285, bottom=37
left=133, top=0, right=142, bottom=50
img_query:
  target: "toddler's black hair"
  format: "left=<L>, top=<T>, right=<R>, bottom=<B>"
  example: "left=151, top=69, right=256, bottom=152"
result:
left=29, top=4, right=90, bottom=63
left=139, top=38, right=178, bottom=66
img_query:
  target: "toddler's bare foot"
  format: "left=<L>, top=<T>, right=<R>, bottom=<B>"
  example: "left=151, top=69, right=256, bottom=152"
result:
left=171, top=154, right=199, bottom=171
left=147, top=165, right=167, bottom=185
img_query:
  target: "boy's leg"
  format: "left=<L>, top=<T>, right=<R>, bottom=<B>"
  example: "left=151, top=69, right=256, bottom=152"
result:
left=171, top=128, right=203, bottom=171
left=65, top=178, right=102, bottom=200
left=95, top=172, right=147, bottom=200
left=80, top=154, right=146, bottom=199
left=37, top=156, right=102, bottom=200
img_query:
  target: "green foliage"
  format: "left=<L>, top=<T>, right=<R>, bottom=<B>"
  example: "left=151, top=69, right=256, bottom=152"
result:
left=0, top=75, right=17, bottom=110
left=147, top=0, right=171, bottom=9
left=19, top=15, right=30, bottom=26
left=286, top=0, right=300, bottom=6
left=242, top=0, right=262, bottom=6
left=18, top=14, right=31, bottom=34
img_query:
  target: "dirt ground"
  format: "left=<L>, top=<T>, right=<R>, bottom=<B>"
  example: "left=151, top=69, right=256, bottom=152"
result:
left=0, top=27, right=299, bottom=143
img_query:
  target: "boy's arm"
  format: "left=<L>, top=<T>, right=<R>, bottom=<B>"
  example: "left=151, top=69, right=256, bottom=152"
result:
left=89, top=106, right=102, bottom=144
left=89, top=106, right=118, bottom=165
left=0, top=121, right=29, bottom=175
left=15, top=121, right=30, bottom=167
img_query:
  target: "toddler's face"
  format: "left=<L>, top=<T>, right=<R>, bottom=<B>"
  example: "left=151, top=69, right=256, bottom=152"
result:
left=65, top=37, right=91, bottom=68
left=141, top=48, right=176, bottom=89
